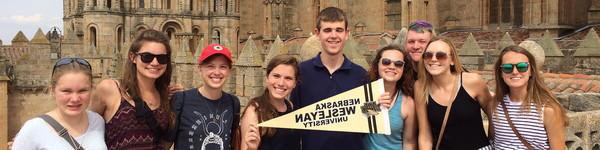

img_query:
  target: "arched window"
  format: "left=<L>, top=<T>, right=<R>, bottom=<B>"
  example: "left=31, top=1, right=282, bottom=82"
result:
left=212, top=29, right=221, bottom=44
left=116, top=27, right=123, bottom=51
left=190, top=0, right=194, bottom=11
left=165, top=27, right=176, bottom=40
left=167, top=0, right=171, bottom=9
left=385, top=0, right=402, bottom=30
left=139, top=0, right=145, bottom=8
left=108, top=0, right=112, bottom=9
left=490, top=0, right=498, bottom=24
left=92, top=0, right=97, bottom=6
left=90, top=27, right=97, bottom=47
left=190, top=28, right=200, bottom=53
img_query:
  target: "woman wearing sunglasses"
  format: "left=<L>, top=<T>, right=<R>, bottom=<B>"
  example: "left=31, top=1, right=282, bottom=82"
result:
left=90, top=29, right=175, bottom=149
left=363, top=45, right=417, bottom=150
left=414, top=37, right=493, bottom=149
left=490, top=45, right=567, bottom=149
left=240, top=54, right=301, bottom=150
left=12, top=58, right=107, bottom=150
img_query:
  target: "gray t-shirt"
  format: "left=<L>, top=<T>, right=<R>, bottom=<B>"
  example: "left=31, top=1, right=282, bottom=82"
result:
left=12, top=111, right=107, bottom=150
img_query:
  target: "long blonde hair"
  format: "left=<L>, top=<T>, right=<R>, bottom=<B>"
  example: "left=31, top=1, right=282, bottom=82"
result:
left=493, top=45, right=568, bottom=126
left=415, top=37, right=465, bottom=104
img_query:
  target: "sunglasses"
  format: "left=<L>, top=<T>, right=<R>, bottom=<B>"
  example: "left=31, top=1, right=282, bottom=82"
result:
left=500, top=62, right=529, bottom=73
left=381, top=58, right=405, bottom=68
left=423, top=51, right=448, bottom=61
left=52, top=58, right=92, bottom=76
left=136, top=52, right=170, bottom=64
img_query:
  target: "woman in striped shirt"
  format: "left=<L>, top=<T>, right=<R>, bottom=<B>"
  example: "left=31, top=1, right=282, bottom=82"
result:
left=491, top=45, right=568, bottom=149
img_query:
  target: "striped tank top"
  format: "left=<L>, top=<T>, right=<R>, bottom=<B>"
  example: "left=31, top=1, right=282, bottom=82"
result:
left=492, top=95, right=549, bottom=149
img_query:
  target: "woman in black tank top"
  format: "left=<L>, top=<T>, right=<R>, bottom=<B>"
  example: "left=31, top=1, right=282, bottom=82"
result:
left=413, top=37, right=493, bottom=150
left=240, top=55, right=301, bottom=150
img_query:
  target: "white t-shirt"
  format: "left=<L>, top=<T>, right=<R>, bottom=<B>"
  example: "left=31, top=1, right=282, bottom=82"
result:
left=12, top=111, right=107, bottom=150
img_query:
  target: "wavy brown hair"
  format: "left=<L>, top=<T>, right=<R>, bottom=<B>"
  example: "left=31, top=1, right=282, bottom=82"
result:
left=121, top=29, right=174, bottom=125
left=368, top=44, right=415, bottom=98
left=242, top=54, right=299, bottom=137
left=493, top=45, right=568, bottom=126
left=415, top=37, right=465, bottom=104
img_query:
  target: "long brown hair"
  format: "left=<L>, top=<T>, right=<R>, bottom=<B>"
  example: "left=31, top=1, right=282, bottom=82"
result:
left=242, top=54, right=299, bottom=137
left=415, top=37, right=465, bottom=104
left=121, top=29, right=173, bottom=122
left=368, top=44, right=415, bottom=97
left=493, top=45, right=568, bottom=126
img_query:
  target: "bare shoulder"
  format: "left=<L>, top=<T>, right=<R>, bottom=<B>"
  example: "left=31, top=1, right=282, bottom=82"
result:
left=403, top=95, right=415, bottom=108
left=94, top=79, right=121, bottom=103
left=241, top=102, right=260, bottom=122
left=462, top=72, right=487, bottom=88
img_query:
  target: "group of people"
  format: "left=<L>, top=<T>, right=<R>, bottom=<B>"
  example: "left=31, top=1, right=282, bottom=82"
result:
left=9, top=6, right=567, bottom=150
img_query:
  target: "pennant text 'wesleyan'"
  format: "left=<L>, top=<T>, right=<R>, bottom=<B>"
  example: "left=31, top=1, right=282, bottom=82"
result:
left=259, top=79, right=390, bottom=135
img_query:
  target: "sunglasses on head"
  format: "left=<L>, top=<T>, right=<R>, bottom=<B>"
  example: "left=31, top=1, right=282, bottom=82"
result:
left=381, top=58, right=405, bottom=68
left=500, top=62, right=529, bottom=73
left=52, top=58, right=92, bottom=76
left=423, top=51, right=448, bottom=61
left=136, top=52, right=170, bottom=64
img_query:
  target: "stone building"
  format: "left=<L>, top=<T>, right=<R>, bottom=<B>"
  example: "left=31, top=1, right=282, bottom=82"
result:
left=4, top=0, right=600, bottom=149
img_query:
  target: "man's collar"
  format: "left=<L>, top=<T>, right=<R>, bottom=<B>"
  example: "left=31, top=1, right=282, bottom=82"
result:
left=311, top=52, right=353, bottom=70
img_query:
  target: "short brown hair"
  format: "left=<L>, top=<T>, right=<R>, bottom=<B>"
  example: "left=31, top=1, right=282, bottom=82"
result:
left=316, top=7, right=348, bottom=30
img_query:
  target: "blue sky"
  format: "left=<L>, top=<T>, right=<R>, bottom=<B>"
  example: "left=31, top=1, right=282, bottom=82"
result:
left=0, top=0, right=62, bottom=45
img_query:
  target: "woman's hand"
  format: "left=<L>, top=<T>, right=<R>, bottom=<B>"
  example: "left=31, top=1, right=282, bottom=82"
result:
left=245, top=124, right=260, bottom=150
left=378, top=92, right=392, bottom=109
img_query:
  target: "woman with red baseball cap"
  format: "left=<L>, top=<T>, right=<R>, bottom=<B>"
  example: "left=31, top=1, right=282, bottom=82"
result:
left=171, top=43, right=241, bottom=150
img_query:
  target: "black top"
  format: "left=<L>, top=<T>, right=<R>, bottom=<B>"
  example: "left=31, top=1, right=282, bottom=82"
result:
left=171, top=88, right=239, bottom=150
left=258, top=101, right=301, bottom=150
left=427, top=74, right=490, bottom=150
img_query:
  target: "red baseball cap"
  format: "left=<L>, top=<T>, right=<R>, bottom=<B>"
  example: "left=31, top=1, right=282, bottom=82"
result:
left=198, top=43, right=233, bottom=64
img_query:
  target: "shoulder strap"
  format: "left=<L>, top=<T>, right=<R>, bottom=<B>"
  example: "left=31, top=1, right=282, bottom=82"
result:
left=500, top=99, right=534, bottom=150
left=435, top=74, right=461, bottom=150
left=39, top=115, right=84, bottom=150
left=230, top=94, right=241, bottom=145
left=133, top=96, right=163, bottom=144
left=170, top=90, right=187, bottom=144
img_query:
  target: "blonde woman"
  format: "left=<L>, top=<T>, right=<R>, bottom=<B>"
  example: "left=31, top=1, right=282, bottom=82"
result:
left=414, top=37, right=492, bottom=149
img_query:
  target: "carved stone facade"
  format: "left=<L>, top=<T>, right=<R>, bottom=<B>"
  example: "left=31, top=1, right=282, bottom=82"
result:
left=4, top=0, right=600, bottom=149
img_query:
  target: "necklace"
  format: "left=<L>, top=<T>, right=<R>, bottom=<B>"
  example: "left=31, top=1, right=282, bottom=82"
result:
left=199, top=90, right=223, bottom=122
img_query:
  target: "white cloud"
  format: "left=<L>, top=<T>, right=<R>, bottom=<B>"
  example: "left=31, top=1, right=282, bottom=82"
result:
left=10, top=14, right=43, bottom=23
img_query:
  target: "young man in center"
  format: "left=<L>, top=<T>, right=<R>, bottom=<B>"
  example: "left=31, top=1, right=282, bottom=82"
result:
left=290, top=7, right=368, bottom=150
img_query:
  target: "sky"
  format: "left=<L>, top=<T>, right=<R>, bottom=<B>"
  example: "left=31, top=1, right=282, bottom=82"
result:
left=0, top=0, right=63, bottom=45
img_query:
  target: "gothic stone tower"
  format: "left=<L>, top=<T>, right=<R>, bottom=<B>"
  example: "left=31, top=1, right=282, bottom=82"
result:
left=62, top=0, right=240, bottom=86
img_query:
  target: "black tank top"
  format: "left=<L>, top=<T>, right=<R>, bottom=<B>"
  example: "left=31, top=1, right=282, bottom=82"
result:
left=427, top=73, right=490, bottom=149
left=258, top=101, right=301, bottom=150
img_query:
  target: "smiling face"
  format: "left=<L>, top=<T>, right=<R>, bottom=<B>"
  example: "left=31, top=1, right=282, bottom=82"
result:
left=198, top=55, right=231, bottom=90
left=133, top=41, right=168, bottom=80
left=405, top=30, right=432, bottom=62
left=316, top=21, right=349, bottom=56
left=266, top=64, right=297, bottom=101
left=423, top=40, right=454, bottom=76
left=501, top=51, right=531, bottom=91
left=378, top=50, right=405, bottom=84
left=53, top=72, right=92, bottom=117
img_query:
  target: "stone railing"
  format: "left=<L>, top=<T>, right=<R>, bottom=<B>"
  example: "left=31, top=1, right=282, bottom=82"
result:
left=558, top=93, right=600, bottom=149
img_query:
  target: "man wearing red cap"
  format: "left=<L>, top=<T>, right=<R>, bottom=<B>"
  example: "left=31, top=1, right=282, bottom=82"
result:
left=171, top=43, right=241, bottom=150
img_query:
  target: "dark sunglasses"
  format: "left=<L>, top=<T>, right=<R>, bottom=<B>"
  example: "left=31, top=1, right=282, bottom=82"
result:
left=423, top=51, right=448, bottom=61
left=500, top=62, right=529, bottom=73
left=136, top=52, right=170, bottom=64
left=381, top=58, right=405, bottom=68
left=52, top=58, right=92, bottom=76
